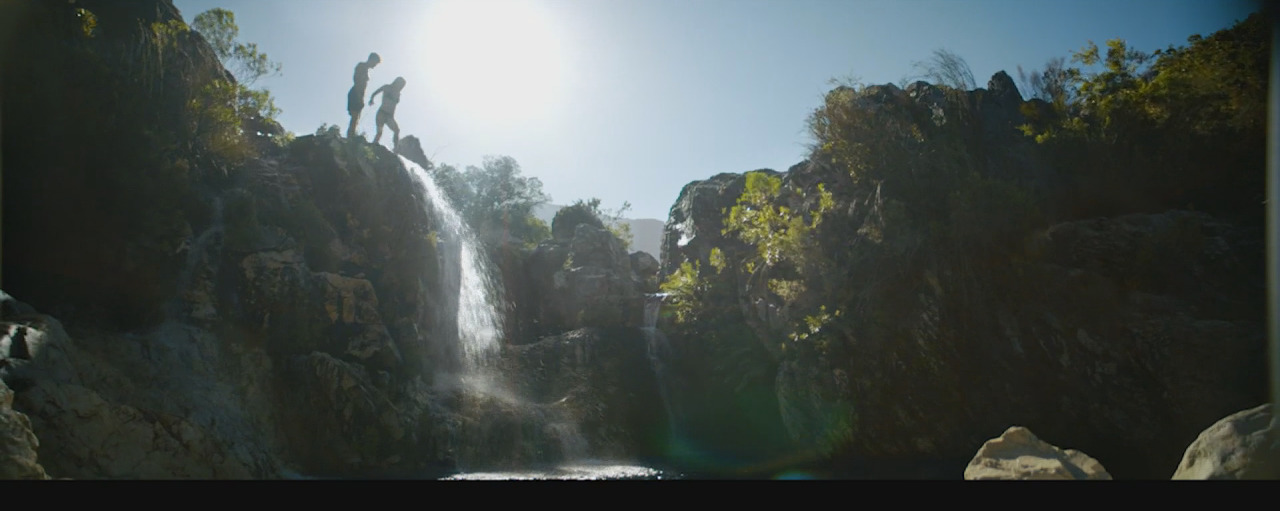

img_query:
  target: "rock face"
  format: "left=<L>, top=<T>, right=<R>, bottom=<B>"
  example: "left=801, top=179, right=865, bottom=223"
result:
left=2, top=292, right=276, bottom=478
left=525, top=223, right=644, bottom=335
left=495, top=328, right=668, bottom=464
left=660, top=172, right=760, bottom=278
left=0, top=379, right=47, bottom=480
left=3, top=0, right=236, bottom=330
left=1173, top=404, right=1279, bottom=480
left=965, top=426, right=1111, bottom=480
left=630, top=251, right=661, bottom=292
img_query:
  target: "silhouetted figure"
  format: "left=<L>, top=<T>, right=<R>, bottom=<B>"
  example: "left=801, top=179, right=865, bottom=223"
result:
left=347, top=52, right=381, bottom=138
left=369, top=76, right=406, bottom=148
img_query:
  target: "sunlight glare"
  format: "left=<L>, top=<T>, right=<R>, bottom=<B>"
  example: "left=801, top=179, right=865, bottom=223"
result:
left=419, top=0, right=568, bottom=128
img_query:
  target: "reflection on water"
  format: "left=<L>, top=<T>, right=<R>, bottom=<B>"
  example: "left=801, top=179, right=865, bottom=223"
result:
left=443, top=462, right=671, bottom=480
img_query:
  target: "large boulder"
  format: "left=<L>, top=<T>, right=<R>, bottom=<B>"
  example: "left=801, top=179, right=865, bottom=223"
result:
left=965, top=426, right=1111, bottom=480
left=630, top=251, right=661, bottom=292
left=1172, top=404, right=1279, bottom=480
left=527, top=224, right=644, bottom=333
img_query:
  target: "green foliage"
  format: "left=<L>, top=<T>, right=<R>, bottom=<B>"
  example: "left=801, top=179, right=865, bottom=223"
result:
left=717, top=170, right=843, bottom=351
left=788, top=306, right=841, bottom=344
left=659, top=260, right=705, bottom=324
left=723, top=172, right=833, bottom=272
left=192, top=9, right=281, bottom=86
left=1017, top=13, right=1269, bottom=216
left=187, top=8, right=283, bottom=161
left=75, top=7, right=97, bottom=38
left=708, top=247, right=727, bottom=274
left=429, top=163, right=472, bottom=208
left=808, top=83, right=930, bottom=185
left=315, top=123, right=342, bottom=137
left=188, top=78, right=252, bottom=164
left=520, top=214, right=552, bottom=249
left=434, top=156, right=550, bottom=246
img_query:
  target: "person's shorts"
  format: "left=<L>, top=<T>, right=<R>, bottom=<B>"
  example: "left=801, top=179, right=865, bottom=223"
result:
left=348, top=88, right=364, bottom=115
left=376, top=108, right=394, bottom=126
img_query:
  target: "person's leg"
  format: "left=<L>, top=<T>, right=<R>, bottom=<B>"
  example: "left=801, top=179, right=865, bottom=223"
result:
left=388, top=117, right=400, bottom=148
left=347, top=88, right=363, bottom=138
left=348, top=111, right=361, bottom=139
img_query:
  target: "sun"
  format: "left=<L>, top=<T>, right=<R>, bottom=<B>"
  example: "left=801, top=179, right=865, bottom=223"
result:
left=419, top=0, right=568, bottom=127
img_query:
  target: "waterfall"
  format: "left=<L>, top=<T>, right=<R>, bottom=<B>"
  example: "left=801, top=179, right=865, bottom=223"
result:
left=168, top=196, right=224, bottom=321
left=642, top=292, right=678, bottom=437
left=399, top=155, right=505, bottom=374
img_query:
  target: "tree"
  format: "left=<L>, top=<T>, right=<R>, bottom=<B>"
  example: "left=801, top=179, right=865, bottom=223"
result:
left=457, top=156, right=551, bottom=245
left=188, top=7, right=282, bottom=147
left=430, top=163, right=474, bottom=210
left=192, top=8, right=281, bottom=86
left=1015, top=13, right=1269, bottom=217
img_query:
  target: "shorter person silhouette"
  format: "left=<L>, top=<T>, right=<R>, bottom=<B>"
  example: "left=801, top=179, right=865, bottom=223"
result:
left=369, top=77, right=406, bottom=148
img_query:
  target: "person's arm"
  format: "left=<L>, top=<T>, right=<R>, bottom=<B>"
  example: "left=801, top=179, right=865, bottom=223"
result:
left=369, top=85, right=385, bottom=106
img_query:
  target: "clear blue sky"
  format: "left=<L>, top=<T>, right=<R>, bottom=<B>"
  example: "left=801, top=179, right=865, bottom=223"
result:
left=172, top=0, right=1261, bottom=220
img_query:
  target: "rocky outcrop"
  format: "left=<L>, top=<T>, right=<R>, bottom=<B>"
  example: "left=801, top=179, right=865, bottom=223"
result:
left=2, top=292, right=279, bottom=478
left=630, top=251, right=660, bottom=292
left=1173, top=404, right=1279, bottom=480
left=498, top=328, right=667, bottom=463
left=0, top=379, right=47, bottom=480
left=965, top=426, right=1111, bottom=480
left=660, top=172, right=760, bottom=278
left=526, top=223, right=644, bottom=334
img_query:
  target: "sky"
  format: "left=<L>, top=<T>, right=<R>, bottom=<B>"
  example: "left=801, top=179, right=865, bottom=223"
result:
left=171, top=0, right=1263, bottom=221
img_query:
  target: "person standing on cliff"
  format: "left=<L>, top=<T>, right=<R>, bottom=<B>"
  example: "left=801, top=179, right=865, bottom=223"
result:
left=369, top=76, right=406, bottom=148
left=347, top=52, right=381, bottom=138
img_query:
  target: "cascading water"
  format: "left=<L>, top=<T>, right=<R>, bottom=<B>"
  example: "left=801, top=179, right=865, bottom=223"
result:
left=403, top=155, right=584, bottom=469
left=168, top=196, right=224, bottom=320
left=642, top=292, right=679, bottom=437
left=399, top=155, right=666, bottom=478
left=399, top=155, right=505, bottom=375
